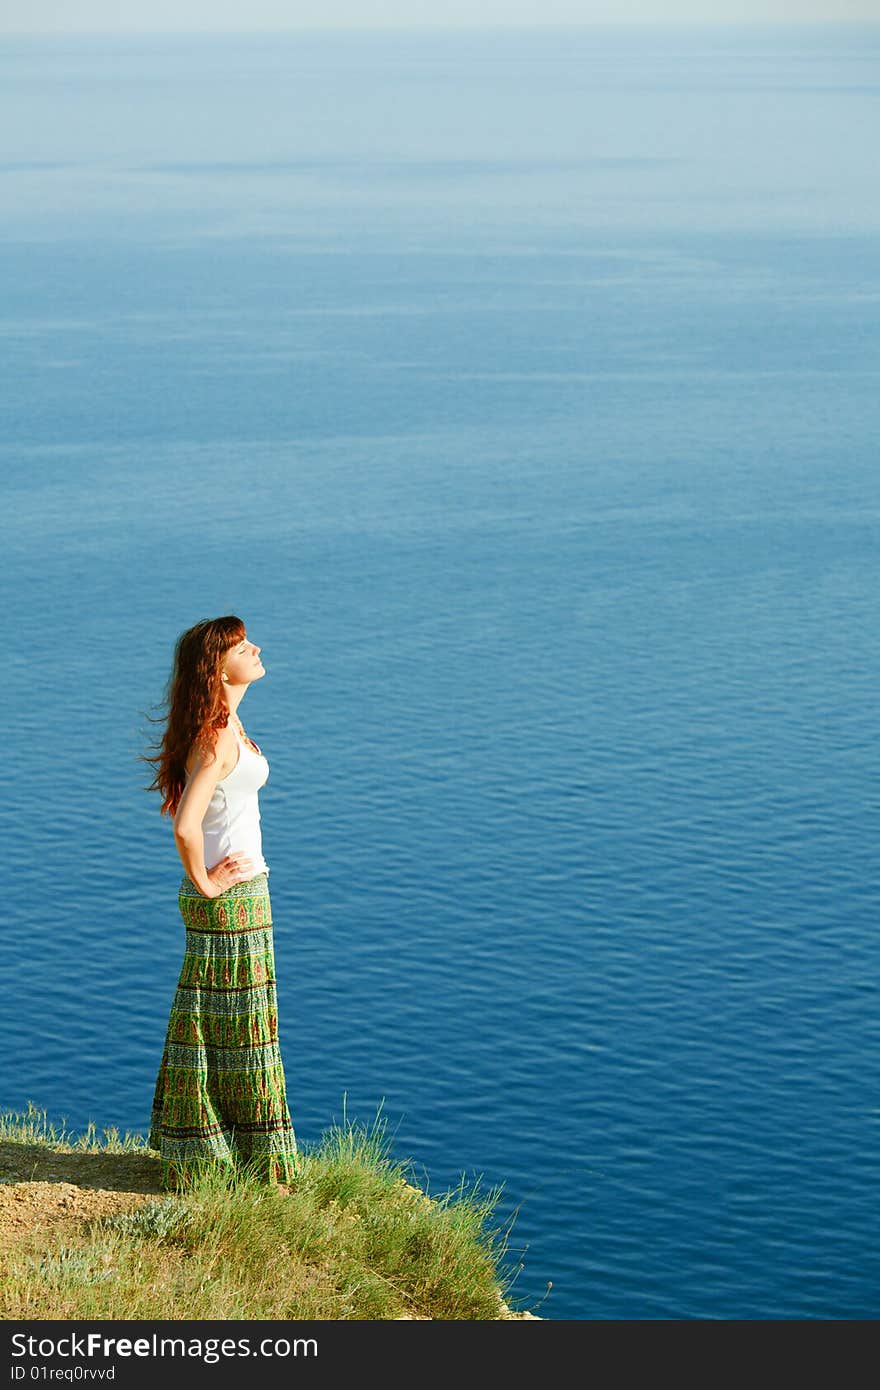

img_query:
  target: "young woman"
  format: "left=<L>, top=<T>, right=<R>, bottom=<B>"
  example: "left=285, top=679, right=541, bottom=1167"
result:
left=146, top=615, right=298, bottom=1189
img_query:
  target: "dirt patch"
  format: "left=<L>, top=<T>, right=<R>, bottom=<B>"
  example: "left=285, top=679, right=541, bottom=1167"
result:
left=0, top=1143, right=164, bottom=1253
left=0, top=1141, right=164, bottom=1194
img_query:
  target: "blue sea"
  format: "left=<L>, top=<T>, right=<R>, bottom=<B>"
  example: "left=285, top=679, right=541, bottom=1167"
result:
left=2, top=24, right=880, bottom=1319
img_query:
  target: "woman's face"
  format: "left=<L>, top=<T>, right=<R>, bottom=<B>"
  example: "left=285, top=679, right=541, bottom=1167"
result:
left=222, top=634, right=265, bottom=688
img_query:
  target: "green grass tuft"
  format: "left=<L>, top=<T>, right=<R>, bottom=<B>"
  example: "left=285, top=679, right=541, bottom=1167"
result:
left=0, top=1101, right=148, bottom=1154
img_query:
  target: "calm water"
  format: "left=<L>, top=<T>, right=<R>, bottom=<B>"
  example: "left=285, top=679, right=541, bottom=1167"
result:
left=2, top=26, right=880, bottom=1319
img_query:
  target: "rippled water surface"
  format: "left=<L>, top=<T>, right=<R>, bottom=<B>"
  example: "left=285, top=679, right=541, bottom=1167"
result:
left=3, top=25, right=880, bottom=1318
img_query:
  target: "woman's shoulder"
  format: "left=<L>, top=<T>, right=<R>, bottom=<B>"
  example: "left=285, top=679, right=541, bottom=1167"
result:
left=185, top=722, right=238, bottom=778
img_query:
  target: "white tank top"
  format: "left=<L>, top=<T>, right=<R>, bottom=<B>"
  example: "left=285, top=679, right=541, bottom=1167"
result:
left=196, top=724, right=270, bottom=876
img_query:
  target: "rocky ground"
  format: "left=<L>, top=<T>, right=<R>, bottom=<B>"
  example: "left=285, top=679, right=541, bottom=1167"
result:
left=0, top=1141, right=161, bottom=1255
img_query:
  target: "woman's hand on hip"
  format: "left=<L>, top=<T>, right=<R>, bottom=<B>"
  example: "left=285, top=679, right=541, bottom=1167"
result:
left=205, top=853, right=256, bottom=897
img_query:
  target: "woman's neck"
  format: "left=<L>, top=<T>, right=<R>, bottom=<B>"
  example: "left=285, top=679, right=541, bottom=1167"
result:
left=223, top=687, right=247, bottom=717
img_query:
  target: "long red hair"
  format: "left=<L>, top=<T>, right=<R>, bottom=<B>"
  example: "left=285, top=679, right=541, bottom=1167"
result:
left=144, top=615, right=246, bottom=817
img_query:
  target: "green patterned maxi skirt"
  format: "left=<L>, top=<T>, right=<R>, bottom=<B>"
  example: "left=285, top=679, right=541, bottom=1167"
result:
left=149, top=873, right=298, bottom=1189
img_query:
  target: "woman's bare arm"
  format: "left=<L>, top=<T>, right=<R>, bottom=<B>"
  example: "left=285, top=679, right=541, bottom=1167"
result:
left=173, top=726, right=255, bottom=897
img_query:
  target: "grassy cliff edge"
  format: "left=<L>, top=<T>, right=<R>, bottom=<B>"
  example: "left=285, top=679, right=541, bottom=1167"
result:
left=0, top=1105, right=537, bottom=1321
